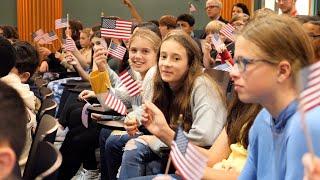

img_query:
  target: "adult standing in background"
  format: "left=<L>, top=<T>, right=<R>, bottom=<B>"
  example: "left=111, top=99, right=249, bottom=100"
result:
left=278, top=0, right=297, bottom=17
left=205, top=0, right=228, bottom=24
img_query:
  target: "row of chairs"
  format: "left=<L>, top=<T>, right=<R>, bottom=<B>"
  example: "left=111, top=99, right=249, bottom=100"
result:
left=18, top=77, right=62, bottom=179
left=15, top=114, right=62, bottom=180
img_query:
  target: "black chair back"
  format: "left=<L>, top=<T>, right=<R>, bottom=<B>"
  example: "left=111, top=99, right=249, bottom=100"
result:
left=28, top=141, right=62, bottom=180
left=37, top=99, right=57, bottom=122
left=34, top=78, right=48, bottom=88
left=23, top=115, right=59, bottom=179
left=39, top=87, right=53, bottom=100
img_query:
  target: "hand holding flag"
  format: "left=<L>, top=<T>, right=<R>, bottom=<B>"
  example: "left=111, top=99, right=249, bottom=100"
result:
left=170, top=118, right=208, bottom=180
left=63, top=37, right=77, bottom=51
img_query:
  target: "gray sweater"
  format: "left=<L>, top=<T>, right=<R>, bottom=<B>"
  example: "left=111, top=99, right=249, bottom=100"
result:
left=187, top=75, right=227, bottom=146
left=149, top=75, right=227, bottom=153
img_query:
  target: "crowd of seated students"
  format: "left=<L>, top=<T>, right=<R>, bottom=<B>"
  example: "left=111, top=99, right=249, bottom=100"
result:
left=1, top=0, right=320, bottom=179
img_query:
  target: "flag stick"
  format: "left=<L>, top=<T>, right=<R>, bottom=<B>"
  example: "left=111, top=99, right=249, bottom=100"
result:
left=299, top=108, right=315, bottom=156
left=165, top=156, right=172, bottom=174
left=105, top=38, right=113, bottom=60
left=165, top=114, right=183, bottom=174
left=67, top=13, right=69, bottom=31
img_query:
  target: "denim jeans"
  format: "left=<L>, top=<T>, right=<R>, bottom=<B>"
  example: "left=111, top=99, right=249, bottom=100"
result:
left=119, top=139, right=164, bottom=179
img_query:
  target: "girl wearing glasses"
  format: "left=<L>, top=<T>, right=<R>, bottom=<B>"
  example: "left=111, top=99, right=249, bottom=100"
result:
left=230, top=15, right=320, bottom=179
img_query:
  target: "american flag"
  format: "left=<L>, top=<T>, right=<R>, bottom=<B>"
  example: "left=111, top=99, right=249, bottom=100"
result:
left=101, top=18, right=132, bottom=40
left=108, top=42, right=126, bottom=60
left=105, top=91, right=127, bottom=115
left=32, top=29, right=44, bottom=42
left=38, top=33, right=53, bottom=45
left=170, top=125, right=207, bottom=180
left=220, top=23, right=235, bottom=42
left=119, top=69, right=141, bottom=96
left=189, top=3, right=197, bottom=13
left=63, top=38, right=76, bottom=51
left=48, top=31, right=58, bottom=41
left=55, top=18, right=68, bottom=29
left=299, top=61, right=320, bottom=112
left=211, top=33, right=223, bottom=50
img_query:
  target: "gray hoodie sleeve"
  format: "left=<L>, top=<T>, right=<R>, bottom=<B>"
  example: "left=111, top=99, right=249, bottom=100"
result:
left=187, top=76, right=227, bottom=147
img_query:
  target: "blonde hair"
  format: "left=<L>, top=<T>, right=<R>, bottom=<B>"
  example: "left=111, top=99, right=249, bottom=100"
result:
left=205, top=20, right=225, bottom=35
left=240, top=15, right=315, bottom=79
left=129, top=28, right=161, bottom=53
left=80, top=28, right=91, bottom=37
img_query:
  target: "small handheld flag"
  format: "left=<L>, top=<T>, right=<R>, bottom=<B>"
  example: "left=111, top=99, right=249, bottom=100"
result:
left=101, top=18, right=132, bottom=40
left=119, top=69, right=141, bottom=97
left=220, top=24, right=235, bottom=42
left=55, top=18, right=68, bottom=29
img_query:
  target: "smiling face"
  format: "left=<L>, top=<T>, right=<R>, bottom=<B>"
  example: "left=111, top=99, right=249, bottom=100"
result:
left=129, top=37, right=158, bottom=77
left=158, top=39, right=189, bottom=88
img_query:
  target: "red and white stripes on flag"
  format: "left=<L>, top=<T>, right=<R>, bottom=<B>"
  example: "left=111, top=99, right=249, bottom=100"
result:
left=170, top=126, right=207, bottom=180
left=105, top=92, right=127, bottom=115
left=32, top=29, right=45, bottom=42
left=119, top=70, right=141, bottom=96
left=299, top=61, right=320, bottom=112
left=55, top=18, right=68, bottom=29
left=63, top=38, right=76, bottom=51
left=108, top=42, right=126, bottom=60
left=220, top=23, right=235, bottom=42
left=38, top=33, right=52, bottom=45
left=101, top=18, right=132, bottom=40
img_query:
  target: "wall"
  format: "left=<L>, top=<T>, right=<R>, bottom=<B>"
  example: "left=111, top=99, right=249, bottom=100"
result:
left=63, top=0, right=210, bottom=29
left=0, top=0, right=17, bottom=26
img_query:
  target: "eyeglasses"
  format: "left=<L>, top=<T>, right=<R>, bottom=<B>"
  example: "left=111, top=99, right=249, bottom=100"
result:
left=205, top=5, right=219, bottom=10
left=234, top=56, right=269, bottom=72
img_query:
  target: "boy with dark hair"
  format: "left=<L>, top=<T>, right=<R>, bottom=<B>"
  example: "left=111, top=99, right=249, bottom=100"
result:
left=176, top=14, right=202, bottom=53
left=0, top=81, right=27, bottom=179
left=12, top=41, right=40, bottom=83
left=0, top=36, right=16, bottom=77
left=12, top=41, right=41, bottom=99
left=176, top=13, right=195, bottom=35
left=1, top=40, right=39, bottom=167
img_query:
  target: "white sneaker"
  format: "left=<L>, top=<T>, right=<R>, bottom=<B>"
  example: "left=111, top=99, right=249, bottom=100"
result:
left=81, top=169, right=100, bottom=180
left=71, top=168, right=85, bottom=180
left=55, top=126, right=69, bottom=142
